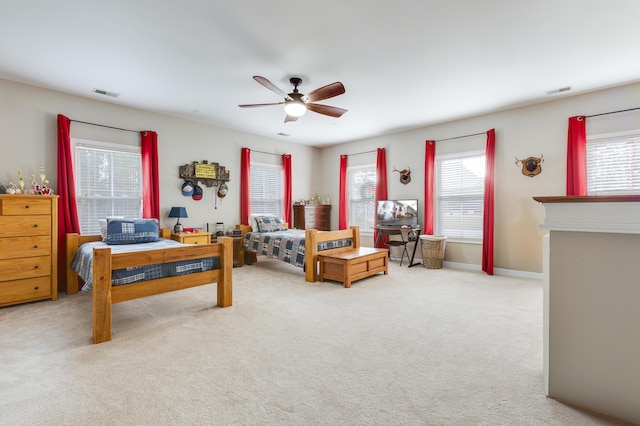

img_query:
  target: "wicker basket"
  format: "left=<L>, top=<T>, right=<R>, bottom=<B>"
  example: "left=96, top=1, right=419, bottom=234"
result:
left=420, top=236, right=447, bottom=269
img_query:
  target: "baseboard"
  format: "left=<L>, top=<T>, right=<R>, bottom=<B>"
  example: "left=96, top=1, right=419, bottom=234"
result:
left=443, top=261, right=543, bottom=280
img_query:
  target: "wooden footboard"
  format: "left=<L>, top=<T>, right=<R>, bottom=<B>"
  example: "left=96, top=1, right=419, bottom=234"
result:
left=305, top=226, right=360, bottom=282
left=236, top=224, right=360, bottom=283
left=66, top=230, right=232, bottom=343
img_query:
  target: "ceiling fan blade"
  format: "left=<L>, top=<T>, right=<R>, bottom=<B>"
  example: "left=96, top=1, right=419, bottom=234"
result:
left=253, top=76, right=293, bottom=101
left=305, top=82, right=345, bottom=103
left=306, top=103, right=348, bottom=118
left=238, top=102, right=285, bottom=108
left=284, top=114, right=298, bottom=123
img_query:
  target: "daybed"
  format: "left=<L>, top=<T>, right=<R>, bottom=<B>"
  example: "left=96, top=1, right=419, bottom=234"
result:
left=237, top=219, right=360, bottom=282
left=66, top=224, right=232, bottom=344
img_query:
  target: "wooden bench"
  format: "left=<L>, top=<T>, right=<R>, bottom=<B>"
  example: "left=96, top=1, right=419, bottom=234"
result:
left=318, top=247, right=389, bottom=288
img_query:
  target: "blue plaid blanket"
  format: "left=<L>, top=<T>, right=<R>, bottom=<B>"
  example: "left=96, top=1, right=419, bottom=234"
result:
left=71, top=238, right=219, bottom=293
left=243, top=229, right=353, bottom=268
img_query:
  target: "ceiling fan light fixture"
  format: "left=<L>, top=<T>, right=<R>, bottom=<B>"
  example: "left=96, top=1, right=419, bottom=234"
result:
left=284, top=97, right=306, bottom=117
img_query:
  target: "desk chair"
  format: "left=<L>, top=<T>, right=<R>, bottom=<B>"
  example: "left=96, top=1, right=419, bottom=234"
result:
left=385, top=229, right=410, bottom=266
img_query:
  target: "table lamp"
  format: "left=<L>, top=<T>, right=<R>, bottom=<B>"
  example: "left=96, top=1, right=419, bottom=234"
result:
left=168, top=207, right=188, bottom=233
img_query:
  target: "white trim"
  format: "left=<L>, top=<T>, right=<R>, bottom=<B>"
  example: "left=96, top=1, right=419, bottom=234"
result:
left=443, top=261, right=543, bottom=280
left=537, top=202, right=640, bottom=234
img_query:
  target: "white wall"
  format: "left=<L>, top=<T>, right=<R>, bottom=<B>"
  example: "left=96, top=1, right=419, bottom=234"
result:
left=0, top=78, right=316, bottom=233
left=318, top=81, right=640, bottom=273
left=2, top=77, right=639, bottom=273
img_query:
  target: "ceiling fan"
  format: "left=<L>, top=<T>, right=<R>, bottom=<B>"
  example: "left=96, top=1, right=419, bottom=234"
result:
left=239, top=76, right=347, bottom=123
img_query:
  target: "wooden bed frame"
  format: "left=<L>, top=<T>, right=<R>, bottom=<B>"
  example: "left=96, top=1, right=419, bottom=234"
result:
left=66, top=228, right=233, bottom=344
left=236, top=225, right=360, bottom=282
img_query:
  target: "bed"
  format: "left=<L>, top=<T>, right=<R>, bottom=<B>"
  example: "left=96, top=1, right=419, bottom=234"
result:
left=66, top=224, right=232, bottom=344
left=237, top=218, right=360, bottom=282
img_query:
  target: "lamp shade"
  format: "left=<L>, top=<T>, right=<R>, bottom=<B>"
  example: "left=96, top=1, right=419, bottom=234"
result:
left=168, top=207, right=188, bottom=218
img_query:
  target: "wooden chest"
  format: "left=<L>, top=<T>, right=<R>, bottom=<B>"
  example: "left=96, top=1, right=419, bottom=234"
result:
left=318, top=247, right=388, bottom=288
left=0, top=195, right=58, bottom=307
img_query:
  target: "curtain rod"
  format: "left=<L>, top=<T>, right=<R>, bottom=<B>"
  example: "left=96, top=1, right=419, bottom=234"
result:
left=70, top=119, right=139, bottom=134
left=251, top=149, right=281, bottom=156
left=435, top=131, right=485, bottom=142
left=586, top=106, right=640, bottom=118
left=346, top=149, right=377, bottom=157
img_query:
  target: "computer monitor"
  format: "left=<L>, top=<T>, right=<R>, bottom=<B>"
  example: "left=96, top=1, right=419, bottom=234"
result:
left=376, top=199, right=418, bottom=227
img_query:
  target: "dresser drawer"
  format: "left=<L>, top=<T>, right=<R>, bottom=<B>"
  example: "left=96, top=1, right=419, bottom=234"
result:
left=0, top=236, right=51, bottom=260
left=0, top=256, right=51, bottom=282
left=0, top=216, right=51, bottom=237
left=0, top=276, right=51, bottom=306
left=0, top=197, right=53, bottom=215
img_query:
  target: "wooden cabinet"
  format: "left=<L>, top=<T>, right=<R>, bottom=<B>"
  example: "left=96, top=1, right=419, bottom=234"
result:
left=171, top=232, right=211, bottom=245
left=0, top=195, right=58, bottom=307
left=293, top=204, right=331, bottom=230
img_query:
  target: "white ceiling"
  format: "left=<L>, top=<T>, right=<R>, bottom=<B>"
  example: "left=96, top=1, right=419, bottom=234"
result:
left=1, top=1, right=639, bottom=147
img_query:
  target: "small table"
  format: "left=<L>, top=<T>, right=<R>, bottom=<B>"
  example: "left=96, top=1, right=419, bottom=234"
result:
left=318, top=247, right=389, bottom=288
left=212, top=235, right=244, bottom=268
left=374, top=226, right=422, bottom=267
left=171, top=232, right=212, bottom=245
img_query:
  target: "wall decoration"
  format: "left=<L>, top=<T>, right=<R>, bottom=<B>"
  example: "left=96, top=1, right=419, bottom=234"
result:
left=179, top=160, right=230, bottom=188
left=393, top=166, right=412, bottom=185
left=515, top=154, right=544, bottom=177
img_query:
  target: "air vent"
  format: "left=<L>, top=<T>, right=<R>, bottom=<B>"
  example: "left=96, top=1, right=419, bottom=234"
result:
left=546, top=86, right=571, bottom=95
left=93, top=88, right=120, bottom=97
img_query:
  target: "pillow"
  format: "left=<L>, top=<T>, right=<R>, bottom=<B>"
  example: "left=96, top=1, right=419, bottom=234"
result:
left=249, top=213, right=276, bottom=232
left=255, top=216, right=288, bottom=233
left=99, top=216, right=125, bottom=241
left=105, top=218, right=160, bottom=245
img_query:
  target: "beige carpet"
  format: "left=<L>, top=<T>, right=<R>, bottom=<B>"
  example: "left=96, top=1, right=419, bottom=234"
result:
left=0, top=259, right=627, bottom=425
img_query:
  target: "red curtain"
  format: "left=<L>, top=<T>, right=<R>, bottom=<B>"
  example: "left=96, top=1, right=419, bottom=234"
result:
left=240, top=148, right=251, bottom=225
left=141, top=131, right=160, bottom=220
left=374, top=148, right=388, bottom=245
left=482, top=129, right=495, bottom=275
left=567, top=116, right=587, bottom=196
left=56, top=114, right=81, bottom=291
left=424, top=140, right=436, bottom=235
left=338, top=155, right=348, bottom=230
left=282, top=154, right=292, bottom=227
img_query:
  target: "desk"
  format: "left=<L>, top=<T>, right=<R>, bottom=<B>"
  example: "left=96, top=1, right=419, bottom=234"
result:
left=374, top=226, right=422, bottom=267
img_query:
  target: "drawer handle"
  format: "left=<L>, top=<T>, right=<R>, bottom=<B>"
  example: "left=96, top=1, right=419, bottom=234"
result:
left=34, top=245, right=38, bottom=249
left=25, top=205, right=30, bottom=209
left=34, top=265, right=39, bottom=269
left=34, top=286, right=39, bottom=290
left=33, top=224, right=38, bottom=228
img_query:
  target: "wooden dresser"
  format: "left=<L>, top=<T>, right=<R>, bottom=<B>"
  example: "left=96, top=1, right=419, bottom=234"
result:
left=0, top=195, right=58, bottom=307
left=293, top=204, right=331, bottom=230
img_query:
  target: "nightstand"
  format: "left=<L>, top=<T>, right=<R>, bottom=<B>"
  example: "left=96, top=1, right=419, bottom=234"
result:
left=171, top=232, right=212, bottom=245
left=212, top=235, right=243, bottom=267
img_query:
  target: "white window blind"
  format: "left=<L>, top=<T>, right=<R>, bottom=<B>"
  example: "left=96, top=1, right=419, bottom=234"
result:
left=250, top=163, right=282, bottom=217
left=348, top=165, right=376, bottom=231
left=435, top=151, right=485, bottom=241
left=74, top=140, right=142, bottom=235
left=587, top=131, right=640, bottom=195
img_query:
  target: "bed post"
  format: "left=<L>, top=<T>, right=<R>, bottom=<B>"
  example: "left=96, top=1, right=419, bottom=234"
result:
left=305, top=229, right=318, bottom=282
left=66, top=233, right=80, bottom=295
left=92, top=247, right=113, bottom=344
left=217, top=237, right=233, bottom=307
left=350, top=226, right=360, bottom=248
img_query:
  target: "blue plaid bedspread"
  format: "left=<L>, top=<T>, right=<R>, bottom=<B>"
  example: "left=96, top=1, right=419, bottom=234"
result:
left=71, top=238, right=219, bottom=293
left=243, top=229, right=353, bottom=268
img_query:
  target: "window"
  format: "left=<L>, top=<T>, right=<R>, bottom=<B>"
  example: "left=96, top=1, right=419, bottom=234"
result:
left=435, top=151, right=485, bottom=241
left=348, top=165, right=376, bottom=231
left=250, top=162, right=282, bottom=217
left=587, top=130, right=640, bottom=195
left=73, top=139, right=142, bottom=235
